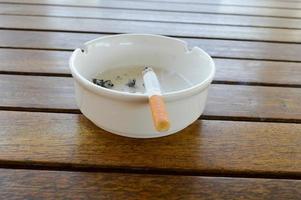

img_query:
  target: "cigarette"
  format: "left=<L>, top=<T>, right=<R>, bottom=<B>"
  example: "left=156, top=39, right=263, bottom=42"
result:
left=142, top=67, right=170, bottom=132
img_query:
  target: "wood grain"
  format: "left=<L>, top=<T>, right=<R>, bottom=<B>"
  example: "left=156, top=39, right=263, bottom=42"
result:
left=0, top=75, right=301, bottom=121
left=0, top=169, right=301, bottom=199
left=1, top=15, right=301, bottom=43
left=206, top=84, right=301, bottom=120
left=1, top=49, right=301, bottom=86
left=0, top=1, right=300, bottom=197
left=186, top=38, right=301, bottom=61
left=1, top=30, right=301, bottom=62
left=0, top=111, right=300, bottom=176
left=213, top=59, right=301, bottom=86
left=0, top=169, right=300, bottom=200
left=2, top=4, right=301, bottom=29
left=1, top=0, right=301, bottom=18
left=0, top=75, right=75, bottom=110
left=131, top=0, right=301, bottom=9
left=0, top=49, right=70, bottom=74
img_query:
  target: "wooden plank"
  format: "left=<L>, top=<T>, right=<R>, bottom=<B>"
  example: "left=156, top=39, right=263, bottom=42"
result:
left=0, top=49, right=70, bottom=74
left=0, top=169, right=300, bottom=199
left=213, top=59, right=301, bottom=86
left=186, top=38, right=301, bottom=61
left=131, top=0, right=301, bottom=9
left=0, top=75, right=75, bottom=110
left=0, top=111, right=300, bottom=176
left=2, top=4, right=301, bottom=29
left=1, top=75, right=301, bottom=120
left=1, top=15, right=301, bottom=43
left=1, top=30, right=301, bottom=62
left=1, top=49, right=301, bottom=86
left=1, top=0, right=300, bottom=18
left=206, top=84, right=301, bottom=120
left=0, top=30, right=88, bottom=50
left=0, top=30, right=92, bottom=50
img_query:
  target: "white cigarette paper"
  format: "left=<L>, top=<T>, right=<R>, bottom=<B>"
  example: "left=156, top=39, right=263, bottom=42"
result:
left=142, top=67, right=170, bottom=132
left=142, top=67, right=162, bottom=96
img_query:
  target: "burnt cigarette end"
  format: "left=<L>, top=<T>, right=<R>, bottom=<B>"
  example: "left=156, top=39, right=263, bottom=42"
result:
left=126, top=79, right=136, bottom=88
left=143, top=66, right=153, bottom=75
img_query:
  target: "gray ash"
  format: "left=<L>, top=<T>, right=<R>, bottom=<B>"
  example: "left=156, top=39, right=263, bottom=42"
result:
left=92, top=78, right=114, bottom=88
left=126, top=79, right=136, bottom=88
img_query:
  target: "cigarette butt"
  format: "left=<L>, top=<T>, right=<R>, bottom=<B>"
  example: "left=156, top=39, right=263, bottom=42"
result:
left=149, top=95, right=170, bottom=132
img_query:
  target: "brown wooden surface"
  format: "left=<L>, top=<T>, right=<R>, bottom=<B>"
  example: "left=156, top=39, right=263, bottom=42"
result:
left=2, top=4, right=301, bottom=29
left=1, top=0, right=300, bottom=198
left=1, top=15, right=301, bottom=43
left=0, top=169, right=300, bottom=200
left=0, top=111, right=300, bottom=176
left=1, top=75, right=301, bottom=121
left=1, top=0, right=301, bottom=19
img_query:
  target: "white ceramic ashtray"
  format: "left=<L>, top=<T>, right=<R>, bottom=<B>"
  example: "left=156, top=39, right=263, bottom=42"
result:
left=69, top=34, right=215, bottom=138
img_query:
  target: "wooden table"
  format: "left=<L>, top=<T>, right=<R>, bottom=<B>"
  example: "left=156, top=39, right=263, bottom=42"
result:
left=0, top=0, right=301, bottom=199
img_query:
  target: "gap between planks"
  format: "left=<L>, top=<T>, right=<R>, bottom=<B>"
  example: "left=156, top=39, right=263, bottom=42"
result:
left=1, top=107, right=301, bottom=124
left=2, top=5, right=301, bottom=30
left=2, top=27, right=301, bottom=46
left=3, top=13, right=301, bottom=31
left=2, top=29, right=301, bottom=61
left=0, top=1, right=301, bottom=20
left=1, top=0, right=301, bottom=11
left=1, top=27, right=301, bottom=46
left=0, top=168, right=299, bottom=199
left=1, top=72, right=301, bottom=89
left=1, top=15, right=301, bottom=44
left=0, top=160, right=300, bottom=180
left=0, top=111, right=299, bottom=180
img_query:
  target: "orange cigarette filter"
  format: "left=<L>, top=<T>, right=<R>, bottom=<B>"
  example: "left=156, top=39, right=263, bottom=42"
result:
left=143, top=67, right=170, bottom=132
left=149, top=95, right=170, bottom=132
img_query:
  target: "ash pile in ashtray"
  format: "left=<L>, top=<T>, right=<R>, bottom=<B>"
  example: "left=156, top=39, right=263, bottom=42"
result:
left=92, top=66, right=147, bottom=93
left=93, top=78, right=138, bottom=89
left=92, top=66, right=193, bottom=93
left=92, top=79, right=114, bottom=88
